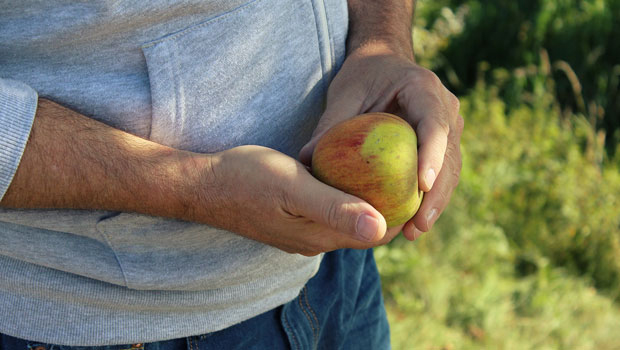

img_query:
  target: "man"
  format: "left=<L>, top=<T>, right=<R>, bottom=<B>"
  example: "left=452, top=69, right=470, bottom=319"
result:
left=0, top=0, right=462, bottom=348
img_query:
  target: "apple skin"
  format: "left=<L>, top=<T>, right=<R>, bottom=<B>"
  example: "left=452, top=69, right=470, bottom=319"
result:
left=311, top=112, right=423, bottom=227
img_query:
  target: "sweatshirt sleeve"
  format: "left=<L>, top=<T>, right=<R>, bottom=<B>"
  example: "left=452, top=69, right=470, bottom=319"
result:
left=0, top=78, right=38, bottom=201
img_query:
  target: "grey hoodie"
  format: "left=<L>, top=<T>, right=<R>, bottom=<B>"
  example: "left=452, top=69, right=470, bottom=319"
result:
left=0, top=0, right=348, bottom=345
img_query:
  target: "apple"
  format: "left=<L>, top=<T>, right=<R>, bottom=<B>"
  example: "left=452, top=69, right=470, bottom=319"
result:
left=311, top=112, right=423, bottom=227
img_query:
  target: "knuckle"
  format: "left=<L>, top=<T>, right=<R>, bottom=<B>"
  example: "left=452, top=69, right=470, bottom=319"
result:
left=424, top=69, right=442, bottom=86
left=446, top=145, right=463, bottom=181
left=433, top=117, right=451, bottom=137
left=438, top=181, right=454, bottom=204
left=406, top=67, right=440, bottom=86
left=449, top=93, right=461, bottom=115
left=324, top=202, right=341, bottom=230
left=451, top=166, right=462, bottom=188
left=447, top=139, right=462, bottom=163
left=449, top=169, right=461, bottom=189
left=456, top=114, right=465, bottom=134
left=322, top=201, right=352, bottom=233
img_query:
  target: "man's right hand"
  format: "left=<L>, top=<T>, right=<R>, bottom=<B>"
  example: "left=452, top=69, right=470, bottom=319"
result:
left=1, top=99, right=397, bottom=256
left=188, top=145, right=396, bottom=256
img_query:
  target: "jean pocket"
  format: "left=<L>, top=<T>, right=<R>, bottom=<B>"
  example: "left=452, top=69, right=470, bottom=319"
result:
left=140, top=0, right=330, bottom=157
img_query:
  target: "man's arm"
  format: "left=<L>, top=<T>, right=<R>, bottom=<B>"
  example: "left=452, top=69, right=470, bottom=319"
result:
left=346, top=0, right=415, bottom=59
left=301, top=0, right=463, bottom=241
left=1, top=98, right=393, bottom=255
left=1, top=98, right=201, bottom=219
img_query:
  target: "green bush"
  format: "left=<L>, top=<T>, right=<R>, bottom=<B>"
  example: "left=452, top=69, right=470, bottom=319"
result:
left=461, top=79, right=620, bottom=293
left=420, top=0, right=620, bottom=154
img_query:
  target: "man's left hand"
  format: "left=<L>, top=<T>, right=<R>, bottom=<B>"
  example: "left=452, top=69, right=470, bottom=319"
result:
left=299, top=43, right=464, bottom=241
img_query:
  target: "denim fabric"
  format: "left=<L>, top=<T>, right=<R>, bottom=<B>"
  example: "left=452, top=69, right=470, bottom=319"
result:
left=0, top=249, right=390, bottom=350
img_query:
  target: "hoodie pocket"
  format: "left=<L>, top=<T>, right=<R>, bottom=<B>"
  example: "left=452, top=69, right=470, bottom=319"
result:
left=140, top=0, right=331, bottom=157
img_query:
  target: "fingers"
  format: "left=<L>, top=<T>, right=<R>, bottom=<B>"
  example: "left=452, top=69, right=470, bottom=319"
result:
left=397, top=69, right=460, bottom=192
left=416, top=117, right=449, bottom=192
left=402, top=225, right=424, bottom=241
left=389, top=68, right=461, bottom=242
left=404, top=114, right=464, bottom=237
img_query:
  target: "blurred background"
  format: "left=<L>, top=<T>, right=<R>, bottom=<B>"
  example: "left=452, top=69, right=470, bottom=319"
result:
left=377, top=0, right=620, bottom=348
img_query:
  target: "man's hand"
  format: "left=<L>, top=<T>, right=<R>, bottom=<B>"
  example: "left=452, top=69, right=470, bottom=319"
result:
left=299, top=0, right=463, bottom=241
left=192, top=145, right=402, bottom=256
left=2, top=99, right=396, bottom=256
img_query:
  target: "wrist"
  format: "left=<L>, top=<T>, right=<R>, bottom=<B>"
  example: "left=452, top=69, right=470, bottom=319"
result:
left=346, top=0, right=415, bottom=61
left=133, top=149, right=222, bottom=224
left=0, top=97, right=226, bottom=225
left=347, top=39, right=414, bottom=62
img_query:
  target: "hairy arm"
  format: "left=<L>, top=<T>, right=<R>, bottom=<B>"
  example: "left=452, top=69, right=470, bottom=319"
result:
left=346, top=0, right=415, bottom=59
left=1, top=1, right=444, bottom=253
left=0, top=98, right=206, bottom=220
left=1, top=98, right=391, bottom=255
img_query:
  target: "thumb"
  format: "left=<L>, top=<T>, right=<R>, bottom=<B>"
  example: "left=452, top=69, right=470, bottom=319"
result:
left=292, top=173, right=387, bottom=242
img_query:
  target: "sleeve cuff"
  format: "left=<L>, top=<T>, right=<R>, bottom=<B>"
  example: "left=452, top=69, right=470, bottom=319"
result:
left=0, top=78, right=38, bottom=200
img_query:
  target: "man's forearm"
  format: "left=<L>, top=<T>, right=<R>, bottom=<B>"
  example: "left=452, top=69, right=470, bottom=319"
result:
left=0, top=98, right=208, bottom=220
left=346, top=0, right=415, bottom=59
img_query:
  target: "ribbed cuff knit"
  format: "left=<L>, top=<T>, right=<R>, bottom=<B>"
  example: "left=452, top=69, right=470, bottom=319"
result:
left=0, top=78, right=37, bottom=200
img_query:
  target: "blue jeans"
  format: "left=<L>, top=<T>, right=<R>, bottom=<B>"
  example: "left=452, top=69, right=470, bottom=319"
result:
left=0, top=249, right=390, bottom=350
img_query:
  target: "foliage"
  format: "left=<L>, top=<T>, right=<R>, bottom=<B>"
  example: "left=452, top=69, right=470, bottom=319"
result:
left=459, top=80, right=620, bottom=296
left=415, top=0, right=620, bottom=154
left=379, top=82, right=620, bottom=349
left=378, top=1, right=620, bottom=348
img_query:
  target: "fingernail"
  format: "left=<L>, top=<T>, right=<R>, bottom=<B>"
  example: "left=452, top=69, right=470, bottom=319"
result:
left=356, top=214, right=379, bottom=242
left=426, top=208, right=437, bottom=229
left=425, top=168, right=436, bottom=189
